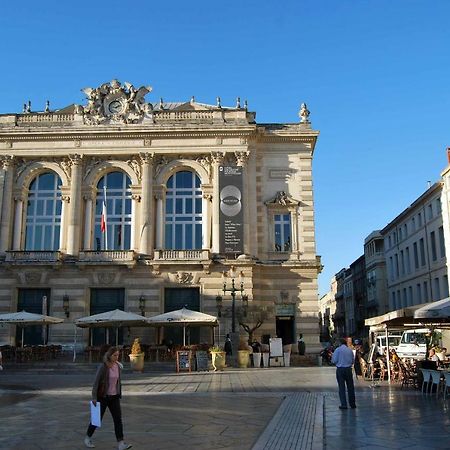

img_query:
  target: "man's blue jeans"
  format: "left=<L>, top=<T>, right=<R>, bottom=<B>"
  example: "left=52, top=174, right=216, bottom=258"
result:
left=336, top=367, right=355, bottom=407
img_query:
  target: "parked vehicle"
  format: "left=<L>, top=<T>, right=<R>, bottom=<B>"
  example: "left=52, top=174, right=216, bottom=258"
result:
left=396, top=329, right=429, bottom=360
left=376, top=333, right=402, bottom=356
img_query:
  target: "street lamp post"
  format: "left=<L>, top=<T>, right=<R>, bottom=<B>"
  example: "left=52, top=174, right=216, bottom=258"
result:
left=216, top=266, right=248, bottom=333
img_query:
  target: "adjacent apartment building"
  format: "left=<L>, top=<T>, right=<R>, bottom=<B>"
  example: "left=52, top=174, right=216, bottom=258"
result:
left=326, top=180, right=449, bottom=340
left=0, top=80, right=322, bottom=352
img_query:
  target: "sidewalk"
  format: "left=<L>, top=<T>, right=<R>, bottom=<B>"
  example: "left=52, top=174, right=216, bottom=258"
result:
left=0, top=366, right=449, bottom=449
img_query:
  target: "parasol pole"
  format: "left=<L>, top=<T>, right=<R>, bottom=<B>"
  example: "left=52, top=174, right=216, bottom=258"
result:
left=73, top=324, right=77, bottom=362
left=22, top=327, right=24, bottom=348
left=116, top=327, right=119, bottom=346
left=385, top=325, right=391, bottom=384
left=183, top=325, right=186, bottom=346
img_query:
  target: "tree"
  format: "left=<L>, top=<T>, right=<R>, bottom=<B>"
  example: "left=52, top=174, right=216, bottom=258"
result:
left=237, top=305, right=271, bottom=344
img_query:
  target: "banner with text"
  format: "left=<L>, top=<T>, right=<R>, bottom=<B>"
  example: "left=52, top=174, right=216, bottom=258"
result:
left=219, top=166, right=244, bottom=254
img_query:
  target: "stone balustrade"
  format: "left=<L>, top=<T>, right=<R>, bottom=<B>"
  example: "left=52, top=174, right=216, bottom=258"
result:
left=153, top=249, right=210, bottom=261
left=5, top=251, right=61, bottom=262
left=78, top=250, right=135, bottom=262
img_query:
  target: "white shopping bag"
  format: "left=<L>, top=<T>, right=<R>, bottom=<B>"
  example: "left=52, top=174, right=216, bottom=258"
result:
left=90, top=401, right=101, bottom=427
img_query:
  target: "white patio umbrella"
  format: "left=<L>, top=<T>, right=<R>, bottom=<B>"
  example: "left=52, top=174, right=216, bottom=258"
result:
left=414, top=298, right=450, bottom=320
left=145, top=307, right=218, bottom=346
left=75, top=309, right=148, bottom=345
left=0, top=310, right=64, bottom=347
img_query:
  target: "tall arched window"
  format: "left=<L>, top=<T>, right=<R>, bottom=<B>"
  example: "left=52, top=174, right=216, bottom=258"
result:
left=25, top=172, right=62, bottom=250
left=165, top=170, right=202, bottom=249
left=94, top=171, right=132, bottom=251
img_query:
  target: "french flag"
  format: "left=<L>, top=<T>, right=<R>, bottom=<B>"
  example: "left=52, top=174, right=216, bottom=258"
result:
left=101, top=185, right=108, bottom=249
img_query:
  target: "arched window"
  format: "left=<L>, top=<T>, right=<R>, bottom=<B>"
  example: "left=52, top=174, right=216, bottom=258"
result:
left=165, top=170, right=202, bottom=249
left=25, top=172, right=62, bottom=250
left=94, top=171, right=132, bottom=251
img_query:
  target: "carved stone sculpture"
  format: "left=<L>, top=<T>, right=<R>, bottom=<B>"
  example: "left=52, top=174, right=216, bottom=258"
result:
left=81, top=79, right=152, bottom=125
left=299, top=103, right=310, bottom=123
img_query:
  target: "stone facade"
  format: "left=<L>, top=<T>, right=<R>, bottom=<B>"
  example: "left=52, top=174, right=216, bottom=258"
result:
left=0, top=80, right=321, bottom=352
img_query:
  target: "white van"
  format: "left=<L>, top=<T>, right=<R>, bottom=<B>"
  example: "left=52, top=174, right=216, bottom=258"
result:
left=396, top=329, right=429, bottom=360
left=376, top=333, right=402, bottom=356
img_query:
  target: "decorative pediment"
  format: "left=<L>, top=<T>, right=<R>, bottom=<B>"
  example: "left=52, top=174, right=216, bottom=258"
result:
left=80, top=79, right=152, bottom=125
left=265, top=191, right=299, bottom=207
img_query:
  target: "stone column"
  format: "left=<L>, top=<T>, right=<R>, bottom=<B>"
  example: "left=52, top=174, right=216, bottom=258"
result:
left=202, top=191, right=212, bottom=249
left=236, top=150, right=251, bottom=256
left=12, top=192, right=24, bottom=250
left=139, top=152, right=154, bottom=256
left=82, top=190, right=94, bottom=250
left=0, top=156, right=15, bottom=256
left=59, top=188, right=70, bottom=252
left=131, top=194, right=140, bottom=251
left=154, top=187, right=165, bottom=249
left=211, top=151, right=224, bottom=254
left=66, top=154, right=83, bottom=256
left=291, top=209, right=299, bottom=253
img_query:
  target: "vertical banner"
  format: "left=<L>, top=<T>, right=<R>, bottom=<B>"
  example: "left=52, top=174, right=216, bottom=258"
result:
left=219, top=166, right=244, bottom=254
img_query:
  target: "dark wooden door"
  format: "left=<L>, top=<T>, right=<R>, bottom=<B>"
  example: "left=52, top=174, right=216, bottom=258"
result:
left=17, top=289, right=51, bottom=345
left=164, top=288, right=200, bottom=345
left=90, top=288, right=125, bottom=346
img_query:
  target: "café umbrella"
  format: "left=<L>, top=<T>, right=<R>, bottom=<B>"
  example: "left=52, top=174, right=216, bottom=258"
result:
left=75, top=309, right=148, bottom=345
left=0, top=310, right=64, bottom=347
left=145, top=307, right=218, bottom=346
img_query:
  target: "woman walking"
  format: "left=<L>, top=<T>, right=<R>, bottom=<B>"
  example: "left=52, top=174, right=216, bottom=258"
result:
left=84, top=346, right=132, bottom=450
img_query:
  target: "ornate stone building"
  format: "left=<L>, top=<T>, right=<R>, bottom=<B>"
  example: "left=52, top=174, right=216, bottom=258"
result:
left=0, top=80, right=321, bottom=352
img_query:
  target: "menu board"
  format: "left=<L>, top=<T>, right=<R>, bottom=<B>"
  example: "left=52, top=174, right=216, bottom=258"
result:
left=176, top=351, right=192, bottom=373
left=269, top=338, right=283, bottom=357
left=195, top=351, right=209, bottom=371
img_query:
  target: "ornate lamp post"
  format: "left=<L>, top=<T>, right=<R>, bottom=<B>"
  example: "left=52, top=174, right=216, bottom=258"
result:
left=216, top=266, right=248, bottom=333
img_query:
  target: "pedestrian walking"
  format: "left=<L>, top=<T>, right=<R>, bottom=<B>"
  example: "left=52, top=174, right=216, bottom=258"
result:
left=331, top=338, right=356, bottom=410
left=84, top=346, right=132, bottom=450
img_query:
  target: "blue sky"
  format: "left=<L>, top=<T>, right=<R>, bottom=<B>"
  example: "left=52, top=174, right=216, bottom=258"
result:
left=1, top=1, right=449, bottom=296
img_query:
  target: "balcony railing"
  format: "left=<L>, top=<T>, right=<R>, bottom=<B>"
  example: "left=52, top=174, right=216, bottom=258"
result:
left=153, top=249, right=210, bottom=261
left=5, top=251, right=61, bottom=263
left=78, top=250, right=136, bottom=263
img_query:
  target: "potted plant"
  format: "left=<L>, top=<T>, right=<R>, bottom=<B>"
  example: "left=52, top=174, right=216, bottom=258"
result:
left=129, top=338, right=145, bottom=372
left=237, top=340, right=251, bottom=368
left=261, top=344, right=270, bottom=368
left=209, top=345, right=226, bottom=371
left=251, top=341, right=262, bottom=368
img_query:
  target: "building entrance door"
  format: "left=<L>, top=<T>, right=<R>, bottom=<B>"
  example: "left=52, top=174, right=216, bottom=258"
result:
left=17, top=289, right=51, bottom=345
left=276, top=316, right=295, bottom=346
left=164, top=288, right=200, bottom=345
left=90, top=288, right=125, bottom=346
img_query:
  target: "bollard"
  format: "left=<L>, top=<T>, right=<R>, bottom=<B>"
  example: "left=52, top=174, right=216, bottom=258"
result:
left=318, top=355, right=322, bottom=367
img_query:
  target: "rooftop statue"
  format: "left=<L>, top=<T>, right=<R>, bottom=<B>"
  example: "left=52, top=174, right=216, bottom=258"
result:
left=299, top=102, right=310, bottom=123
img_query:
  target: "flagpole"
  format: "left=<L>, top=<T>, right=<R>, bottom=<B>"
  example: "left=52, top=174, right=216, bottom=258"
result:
left=103, top=185, right=108, bottom=251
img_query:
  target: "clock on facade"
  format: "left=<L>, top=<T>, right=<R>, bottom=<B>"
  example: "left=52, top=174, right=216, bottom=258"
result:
left=108, top=100, right=124, bottom=114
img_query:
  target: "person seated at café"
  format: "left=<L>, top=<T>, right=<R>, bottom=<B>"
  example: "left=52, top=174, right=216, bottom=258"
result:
left=437, top=347, right=448, bottom=361
left=390, top=348, right=400, bottom=363
left=428, top=348, right=440, bottom=363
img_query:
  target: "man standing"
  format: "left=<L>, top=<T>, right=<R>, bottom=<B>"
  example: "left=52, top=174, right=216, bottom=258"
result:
left=331, top=338, right=356, bottom=410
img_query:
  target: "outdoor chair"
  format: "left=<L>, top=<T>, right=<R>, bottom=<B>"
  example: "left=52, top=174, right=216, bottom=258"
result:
left=378, top=358, right=387, bottom=381
left=443, top=372, right=450, bottom=400
left=359, top=357, right=369, bottom=379
left=420, top=368, right=432, bottom=394
left=390, top=361, right=401, bottom=382
left=429, top=370, right=443, bottom=398
left=399, top=362, right=417, bottom=389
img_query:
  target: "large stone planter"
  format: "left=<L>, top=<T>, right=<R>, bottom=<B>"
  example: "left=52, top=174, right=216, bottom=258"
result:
left=237, top=350, right=250, bottom=368
left=252, top=352, right=261, bottom=368
left=283, top=352, right=291, bottom=367
left=262, top=352, right=270, bottom=368
left=129, top=353, right=145, bottom=372
left=211, top=351, right=226, bottom=371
